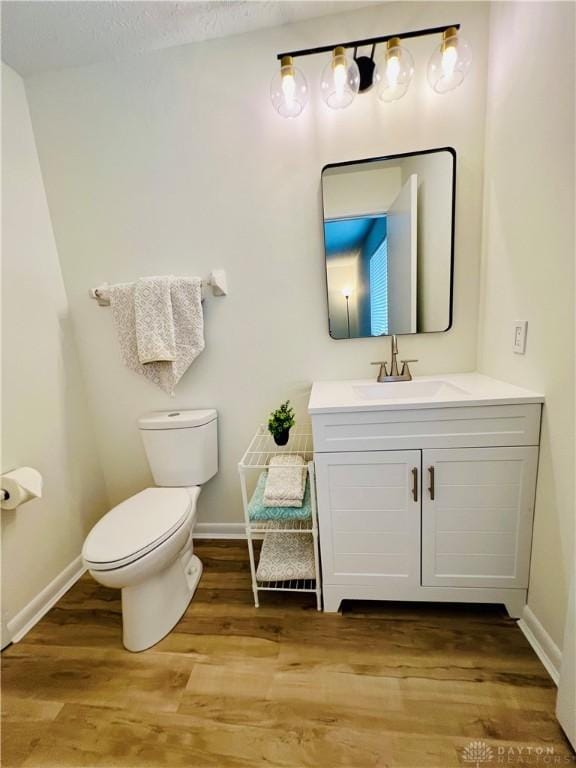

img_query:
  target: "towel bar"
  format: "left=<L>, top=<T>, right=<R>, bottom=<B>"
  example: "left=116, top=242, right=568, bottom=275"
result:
left=89, top=270, right=228, bottom=306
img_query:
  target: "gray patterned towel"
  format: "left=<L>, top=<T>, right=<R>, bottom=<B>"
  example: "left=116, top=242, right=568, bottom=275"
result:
left=135, top=276, right=176, bottom=364
left=256, top=532, right=315, bottom=581
left=109, top=276, right=205, bottom=394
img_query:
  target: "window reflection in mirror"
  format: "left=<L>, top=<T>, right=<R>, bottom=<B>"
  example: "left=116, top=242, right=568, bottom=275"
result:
left=322, top=148, right=455, bottom=339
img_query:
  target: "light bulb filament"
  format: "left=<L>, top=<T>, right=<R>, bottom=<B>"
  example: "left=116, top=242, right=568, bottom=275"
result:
left=334, top=63, right=346, bottom=96
left=441, top=44, right=458, bottom=77
left=386, top=54, right=400, bottom=86
left=332, top=47, right=349, bottom=101
left=282, top=73, right=296, bottom=105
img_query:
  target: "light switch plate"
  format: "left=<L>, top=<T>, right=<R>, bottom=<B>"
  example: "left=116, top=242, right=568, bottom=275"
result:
left=512, top=321, right=528, bottom=354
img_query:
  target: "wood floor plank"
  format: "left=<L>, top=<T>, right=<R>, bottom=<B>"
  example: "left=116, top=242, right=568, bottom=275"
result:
left=2, top=539, right=572, bottom=768
left=2, top=649, right=194, bottom=713
left=1, top=697, right=65, bottom=768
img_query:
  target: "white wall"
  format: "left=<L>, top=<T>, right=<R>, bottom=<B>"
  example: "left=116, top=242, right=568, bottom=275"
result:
left=478, top=2, right=575, bottom=648
left=323, top=165, right=402, bottom=218
left=400, top=151, right=453, bottom=332
left=24, top=2, right=489, bottom=525
left=1, top=64, right=107, bottom=634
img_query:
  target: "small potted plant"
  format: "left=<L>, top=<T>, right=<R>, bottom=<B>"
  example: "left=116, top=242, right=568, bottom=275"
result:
left=268, top=400, right=295, bottom=446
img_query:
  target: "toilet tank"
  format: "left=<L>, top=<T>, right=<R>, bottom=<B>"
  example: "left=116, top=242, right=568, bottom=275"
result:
left=138, top=409, right=218, bottom=487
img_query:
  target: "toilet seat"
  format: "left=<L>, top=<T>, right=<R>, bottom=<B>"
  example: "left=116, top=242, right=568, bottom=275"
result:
left=83, top=487, right=196, bottom=571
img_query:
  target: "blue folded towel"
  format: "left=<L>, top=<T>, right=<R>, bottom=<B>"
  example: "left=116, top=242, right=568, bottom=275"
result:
left=248, top=471, right=311, bottom=522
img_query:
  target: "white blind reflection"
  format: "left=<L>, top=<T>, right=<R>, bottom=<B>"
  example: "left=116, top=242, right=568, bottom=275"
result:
left=370, top=238, right=388, bottom=336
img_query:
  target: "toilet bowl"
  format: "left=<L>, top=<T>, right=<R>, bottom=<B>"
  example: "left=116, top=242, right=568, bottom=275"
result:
left=82, top=409, right=218, bottom=652
left=83, top=487, right=202, bottom=651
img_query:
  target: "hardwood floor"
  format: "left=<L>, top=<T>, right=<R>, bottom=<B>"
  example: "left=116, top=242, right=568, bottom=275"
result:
left=2, top=540, right=572, bottom=767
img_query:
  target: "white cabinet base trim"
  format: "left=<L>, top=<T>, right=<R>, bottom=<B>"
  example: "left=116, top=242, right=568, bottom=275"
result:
left=518, top=605, right=561, bottom=685
left=6, top=555, right=86, bottom=645
left=323, top=584, right=527, bottom=618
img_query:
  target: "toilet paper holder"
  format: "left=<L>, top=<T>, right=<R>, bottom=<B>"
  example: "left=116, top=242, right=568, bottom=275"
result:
left=1, top=467, right=43, bottom=510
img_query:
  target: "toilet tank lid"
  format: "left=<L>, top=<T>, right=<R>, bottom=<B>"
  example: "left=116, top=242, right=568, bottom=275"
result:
left=138, top=409, right=217, bottom=430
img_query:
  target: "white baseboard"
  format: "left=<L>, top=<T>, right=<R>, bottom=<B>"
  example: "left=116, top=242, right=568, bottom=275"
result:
left=518, top=604, right=562, bottom=685
left=195, top=522, right=246, bottom=540
left=6, top=555, right=86, bottom=645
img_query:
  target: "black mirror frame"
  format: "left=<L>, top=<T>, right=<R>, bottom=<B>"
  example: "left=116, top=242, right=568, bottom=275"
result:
left=320, top=146, right=456, bottom=340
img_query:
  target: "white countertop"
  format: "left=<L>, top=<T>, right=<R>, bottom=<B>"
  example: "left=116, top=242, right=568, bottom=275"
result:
left=308, top=372, right=544, bottom=414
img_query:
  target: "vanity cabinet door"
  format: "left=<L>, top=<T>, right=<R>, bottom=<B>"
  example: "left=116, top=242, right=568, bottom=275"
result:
left=314, top=450, right=421, bottom=591
left=421, top=447, right=538, bottom=589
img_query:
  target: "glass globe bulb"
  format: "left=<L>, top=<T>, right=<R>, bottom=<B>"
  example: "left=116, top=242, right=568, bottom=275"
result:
left=270, top=56, right=309, bottom=118
left=427, top=28, right=472, bottom=94
left=320, top=47, right=360, bottom=110
left=375, top=38, right=415, bottom=102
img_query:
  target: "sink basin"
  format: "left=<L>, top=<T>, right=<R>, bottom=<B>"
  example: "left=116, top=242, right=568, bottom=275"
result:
left=353, top=380, right=470, bottom=401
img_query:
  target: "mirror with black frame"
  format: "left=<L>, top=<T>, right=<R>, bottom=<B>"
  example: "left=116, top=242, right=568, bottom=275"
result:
left=321, top=148, right=455, bottom=339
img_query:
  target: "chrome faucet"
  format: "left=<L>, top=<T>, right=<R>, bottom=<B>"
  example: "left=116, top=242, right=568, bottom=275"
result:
left=371, top=335, right=418, bottom=383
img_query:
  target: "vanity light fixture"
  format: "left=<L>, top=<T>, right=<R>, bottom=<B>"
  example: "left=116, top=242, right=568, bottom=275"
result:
left=375, top=37, right=415, bottom=102
left=427, top=27, right=472, bottom=94
left=270, top=55, right=309, bottom=118
left=271, top=24, right=470, bottom=117
left=320, top=47, right=361, bottom=110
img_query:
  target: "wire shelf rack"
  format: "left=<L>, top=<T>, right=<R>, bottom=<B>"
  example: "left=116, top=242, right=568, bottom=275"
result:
left=257, top=578, right=317, bottom=592
left=249, top=517, right=313, bottom=533
left=238, top=425, right=321, bottom=610
left=239, top=425, right=314, bottom=469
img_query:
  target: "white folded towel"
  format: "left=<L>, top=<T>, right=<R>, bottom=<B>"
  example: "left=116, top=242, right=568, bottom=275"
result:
left=109, top=276, right=205, bottom=394
left=264, top=455, right=306, bottom=508
left=135, top=276, right=176, bottom=364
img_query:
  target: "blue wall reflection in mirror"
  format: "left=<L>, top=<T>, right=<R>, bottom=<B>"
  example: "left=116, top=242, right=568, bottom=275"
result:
left=324, top=215, right=388, bottom=338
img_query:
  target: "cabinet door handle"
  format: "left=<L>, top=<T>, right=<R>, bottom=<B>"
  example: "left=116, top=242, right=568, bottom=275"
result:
left=428, top=466, right=435, bottom=500
left=411, top=467, right=418, bottom=502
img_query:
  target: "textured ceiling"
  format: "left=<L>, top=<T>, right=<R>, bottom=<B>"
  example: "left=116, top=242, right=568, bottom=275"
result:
left=2, top=1, right=378, bottom=77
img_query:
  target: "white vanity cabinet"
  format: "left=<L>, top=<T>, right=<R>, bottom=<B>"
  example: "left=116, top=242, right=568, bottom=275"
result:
left=309, top=374, right=545, bottom=617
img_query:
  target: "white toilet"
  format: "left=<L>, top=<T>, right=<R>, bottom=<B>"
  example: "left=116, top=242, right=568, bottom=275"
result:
left=82, top=409, right=217, bottom=652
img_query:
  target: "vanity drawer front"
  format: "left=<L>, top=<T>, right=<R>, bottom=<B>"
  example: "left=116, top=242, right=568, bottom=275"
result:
left=312, top=404, right=541, bottom=452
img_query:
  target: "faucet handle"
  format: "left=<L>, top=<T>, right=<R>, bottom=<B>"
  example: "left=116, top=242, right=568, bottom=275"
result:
left=371, top=361, right=389, bottom=380
left=400, top=359, right=418, bottom=378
